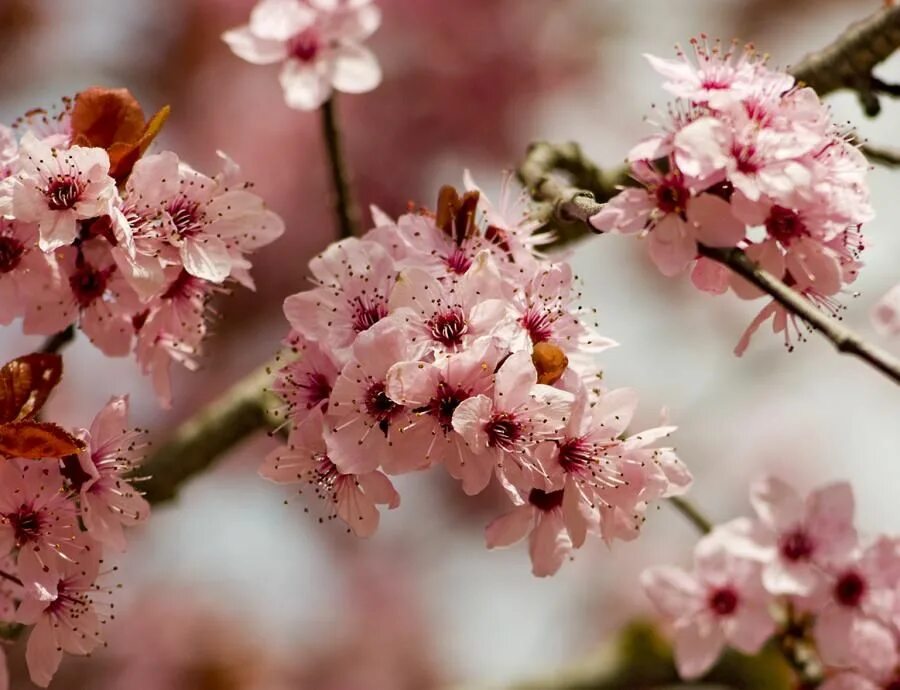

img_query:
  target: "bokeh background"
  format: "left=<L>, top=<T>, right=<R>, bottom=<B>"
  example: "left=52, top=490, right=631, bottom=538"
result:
left=0, top=0, right=898, bottom=687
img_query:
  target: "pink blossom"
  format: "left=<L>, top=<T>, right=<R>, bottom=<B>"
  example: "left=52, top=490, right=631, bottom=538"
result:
left=223, top=0, right=382, bottom=111
left=642, top=527, right=776, bottom=679
left=325, top=318, right=430, bottom=475
left=0, top=461, right=80, bottom=586
left=451, top=351, right=573, bottom=494
left=12, top=133, right=117, bottom=251
left=872, top=284, right=900, bottom=337
left=273, top=332, right=342, bottom=425
left=23, top=239, right=138, bottom=356
left=388, top=253, right=509, bottom=357
left=284, top=237, right=397, bottom=354
left=813, top=538, right=900, bottom=678
left=0, top=219, right=58, bottom=325
left=385, top=336, right=503, bottom=494
left=16, top=539, right=105, bottom=688
left=821, top=671, right=900, bottom=690
left=735, top=477, right=858, bottom=596
left=65, top=396, right=150, bottom=551
left=485, top=487, right=574, bottom=577
left=260, top=408, right=399, bottom=537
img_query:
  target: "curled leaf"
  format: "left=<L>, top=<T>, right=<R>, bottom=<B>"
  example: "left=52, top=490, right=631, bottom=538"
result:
left=0, top=421, right=85, bottom=459
left=0, top=354, right=63, bottom=423
left=532, top=342, right=568, bottom=386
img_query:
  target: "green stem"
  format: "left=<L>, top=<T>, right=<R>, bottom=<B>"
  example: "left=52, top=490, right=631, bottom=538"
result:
left=321, top=97, right=359, bottom=239
left=668, top=496, right=713, bottom=535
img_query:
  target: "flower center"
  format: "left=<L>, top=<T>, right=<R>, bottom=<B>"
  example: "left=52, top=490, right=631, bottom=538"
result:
left=528, top=488, right=564, bottom=511
left=834, top=571, right=866, bottom=608
left=779, top=529, right=814, bottom=562
left=766, top=206, right=807, bottom=246
left=708, top=587, right=739, bottom=616
left=167, top=198, right=204, bottom=237
left=0, top=235, right=25, bottom=273
left=350, top=297, right=387, bottom=334
left=299, top=372, right=332, bottom=411
left=426, top=381, right=468, bottom=432
left=61, top=454, right=93, bottom=492
left=428, top=307, right=468, bottom=347
left=655, top=180, right=689, bottom=214
left=69, top=262, right=109, bottom=307
left=7, top=507, right=42, bottom=545
left=289, top=27, right=321, bottom=62
left=365, top=383, right=400, bottom=436
left=558, top=437, right=594, bottom=475
left=732, top=144, right=760, bottom=174
left=520, top=306, right=554, bottom=343
left=486, top=413, right=521, bottom=452
left=45, top=175, right=84, bottom=211
left=444, top=247, right=472, bottom=275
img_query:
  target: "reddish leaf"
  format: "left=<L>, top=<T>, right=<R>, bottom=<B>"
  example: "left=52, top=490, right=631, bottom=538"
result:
left=70, top=87, right=146, bottom=152
left=0, top=354, right=63, bottom=423
left=0, top=421, right=84, bottom=459
left=108, top=104, right=171, bottom=182
left=435, top=185, right=480, bottom=247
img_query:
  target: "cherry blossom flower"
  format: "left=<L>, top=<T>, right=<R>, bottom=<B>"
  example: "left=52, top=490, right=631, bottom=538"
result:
left=65, top=396, right=150, bottom=551
left=0, top=219, right=58, bottom=326
left=821, top=670, right=900, bottom=690
left=593, top=38, right=871, bottom=354
left=733, top=477, right=858, bottom=596
left=385, top=336, right=503, bottom=494
left=223, top=0, right=382, bottom=111
left=284, top=237, right=397, bottom=354
left=0, top=461, right=80, bottom=585
left=273, top=332, right=342, bottom=425
left=813, top=538, right=900, bottom=679
left=451, top=351, right=573, bottom=494
left=642, top=527, right=776, bottom=679
left=12, top=133, right=117, bottom=251
left=325, top=318, right=430, bottom=475
left=485, top=487, right=575, bottom=577
left=16, top=538, right=105, bottom=687
left=260, top=408, right=399, bottom=537
left=872, top=284, right=900, bottom=337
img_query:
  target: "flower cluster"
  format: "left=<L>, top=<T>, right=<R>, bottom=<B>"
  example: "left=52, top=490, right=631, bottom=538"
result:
left=223, top=0, right=383, bottom=111
left=0, top=396, right=149, bottom=688
left=0, top=88, right=284, bottom=406
left=592, top=38, right=872, bottom=355
left=643, top=477, right=900, bottom=688
left=265, top=175, right=692, bottom=576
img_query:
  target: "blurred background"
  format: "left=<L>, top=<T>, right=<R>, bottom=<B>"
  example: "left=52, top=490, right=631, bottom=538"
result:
left=0, top=0, right=898, bottom=687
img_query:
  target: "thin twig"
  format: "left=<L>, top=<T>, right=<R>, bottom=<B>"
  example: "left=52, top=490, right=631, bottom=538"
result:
left=321, top=97, right=359, bottom=239
left=38, top=325, right=75, bottom=355
left=860, top=141, right=900, bottom=167
left=668, top=496, right=713, bottom=535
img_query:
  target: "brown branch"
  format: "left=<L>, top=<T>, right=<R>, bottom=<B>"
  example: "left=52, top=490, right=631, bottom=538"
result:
left=38, top=325, right=75, bottom=354
left=791, top=3, right=900, bottom=115
left=135, top=361, right=282, bottom=504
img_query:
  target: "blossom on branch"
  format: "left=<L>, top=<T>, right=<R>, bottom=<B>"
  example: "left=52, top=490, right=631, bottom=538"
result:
left=223, top=0, right=382, bottom=110
left=270, top=175, right=690, bottom=574
left=592, top=38, right=872, bottom=355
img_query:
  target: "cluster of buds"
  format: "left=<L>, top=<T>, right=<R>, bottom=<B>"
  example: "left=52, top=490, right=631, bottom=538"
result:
left=0, top=354, right=148, bottom=688
left=265, top=175, right=692, bottom=576
left=644, top=477, right=900, bottom=689
left=592, top=38, right=872, bottom=354
left=0, top=88, right=284, bottom=406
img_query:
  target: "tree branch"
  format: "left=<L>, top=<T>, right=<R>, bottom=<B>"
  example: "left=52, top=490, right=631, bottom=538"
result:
left=791, top=3, right=900, bottom=115
left=38, top=325, right=75, bottom=355
left=321, top=97, right=360, bottom=239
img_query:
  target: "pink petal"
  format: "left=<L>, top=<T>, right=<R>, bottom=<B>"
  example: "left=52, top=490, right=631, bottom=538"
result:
left=328, top=42, right=382, bottom=94
left=280, top=59, right=331, bottom=111
left=25, top=621, right=63, bottom=688
left=673, top=620, right=725, bottom=680
left=485, top=504, right=533, bottom=548
left=528, top=512, right=571, bottom=577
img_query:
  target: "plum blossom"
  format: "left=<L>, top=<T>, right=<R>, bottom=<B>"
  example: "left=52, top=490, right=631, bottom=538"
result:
left=260, top=408, right=399, bottom=537
left=223, top=0, right=382, bottom=111
left=12, top=133, right=117, bottom=251
left=271, top=178, right=688, bottom=573
left=872, top=283, right=900, bottom=337
left=731, top=477, right=858, bottom=596
left=812, top=538, right=900, bottom=679
left=451, top=351, right=573, bottom=493
left=0, top=219, right=57, bottom=326
left=65, top=397, right=150, bottom=551
left=642, top=526, right=776, bottom=679
left=16, top=539, right=105, bottom=687
left=0, top=461, right=80, bottom=583
left=485, top=487, right=575, bottom=577
left=592, top=39, right=871, bottom=354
